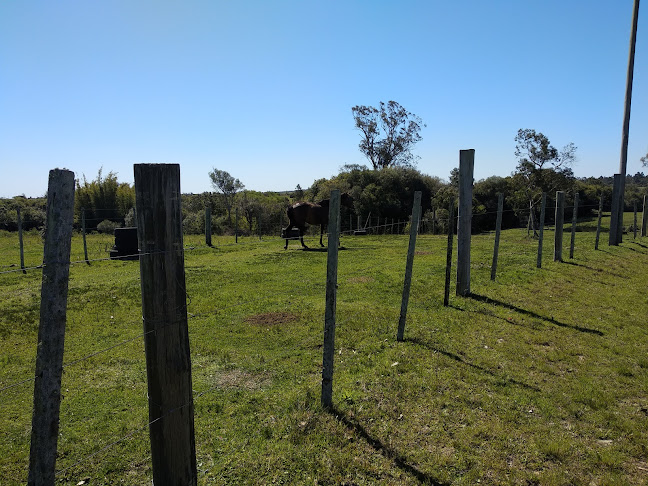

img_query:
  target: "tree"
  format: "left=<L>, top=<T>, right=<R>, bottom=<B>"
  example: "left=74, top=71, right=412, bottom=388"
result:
left=513, top=129, right=576, bottom=235
left=75, top=168, right=135, bottom=230
left=352, top=101, right=425, bottom=170
left=641, top=151, right=648, bottom=167
left=208, top=168, right=244, bottom=223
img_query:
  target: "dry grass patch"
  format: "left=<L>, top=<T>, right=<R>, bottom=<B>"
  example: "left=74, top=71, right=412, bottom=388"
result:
left=207, top=368, right=270, bottom=390
left=244, top=311, right=300, bottom=326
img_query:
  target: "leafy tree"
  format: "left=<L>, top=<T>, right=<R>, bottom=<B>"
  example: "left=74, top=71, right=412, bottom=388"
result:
left=75, top=168, right=134, bottom=231
left=641, top=152, right=647, bottom=167
left=208, top=168, right=244, bottom=223
left=352, top=101, right=425, bottom=170
left=512, top=129, right=576, bottom=235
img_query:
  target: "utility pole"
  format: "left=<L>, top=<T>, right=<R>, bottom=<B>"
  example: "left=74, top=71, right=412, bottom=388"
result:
left=610, top=0, right=641, bottom=245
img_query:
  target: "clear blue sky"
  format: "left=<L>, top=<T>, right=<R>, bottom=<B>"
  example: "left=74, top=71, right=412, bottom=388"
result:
left=1, top=0, right=646, bottom=198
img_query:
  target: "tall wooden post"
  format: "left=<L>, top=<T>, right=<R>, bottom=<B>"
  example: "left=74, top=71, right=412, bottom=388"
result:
left=633, top=201, right=638, bottom=239
left=28, top=169, right=75, bottom=486
left=569, top=193, right=579, bottom=259
left=17, top=206, right=26, bottom=274
left=205, top=203, right=212, bottom=247
left=595, top=195, right=604, bottom=250
left=642, top=195, right=648, bottom=237
left=397, top=191, right=422, bottom=341
left=537, top=193, right=547, bottom=268
left=81, top=208, right=90, bottom=264
left=321, top=191, right=341, bottom=408
left=134, top=164, right=197, bottom=486
left=456, top=149, right=474, bottom=296
left=235, top=207, right=239, bottom=243
left=554, top=191, right=565, bottom=262
left=609, top=174, right=623, bottom=246
left=610, top=0, right=640, bottom=245
left=490, top=193, right=504, bottom=280
left=444, top=200, right=455, bottom=307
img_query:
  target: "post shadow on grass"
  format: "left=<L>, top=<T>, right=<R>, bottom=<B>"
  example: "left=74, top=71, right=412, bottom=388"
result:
left=561, top=260, right=627, bottom=279
left=327, top=406, right=449, bottom=486
left=468, top=293, right=604, bottom=336
left=631, top=241, right=648, bottom=249
left=404, top=337, right=540, bottom=392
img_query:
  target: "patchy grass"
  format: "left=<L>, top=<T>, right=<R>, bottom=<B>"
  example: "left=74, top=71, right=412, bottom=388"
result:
left=1, top=217, right=648, bottom=485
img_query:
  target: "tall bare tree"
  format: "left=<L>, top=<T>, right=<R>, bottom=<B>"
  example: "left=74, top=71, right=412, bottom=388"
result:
left=352, top=101, right=425, bottom=170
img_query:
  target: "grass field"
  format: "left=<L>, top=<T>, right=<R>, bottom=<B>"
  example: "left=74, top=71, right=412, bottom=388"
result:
left=1, top=216, right=647, bottom=485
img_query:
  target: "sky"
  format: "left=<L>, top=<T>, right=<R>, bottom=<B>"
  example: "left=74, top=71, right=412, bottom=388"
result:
left=1, top=0, right=647, bottom=198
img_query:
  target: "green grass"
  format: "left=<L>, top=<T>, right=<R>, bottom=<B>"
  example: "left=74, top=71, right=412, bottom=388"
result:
left=1, top=218, right=648, bottom=485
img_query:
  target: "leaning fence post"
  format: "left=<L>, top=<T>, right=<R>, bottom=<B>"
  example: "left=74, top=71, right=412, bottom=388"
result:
left=28, top=169, right=75, bottom=486
left=609, top=174, right=622, bottom=246
left=81, top=208, right=90, bottom=264
left=134, top=164, right=197, bottom=486
left=397, top=191, right=422, bottom=341
left=444, top=200, right=455, bottom=307
left=456, top=149, right=474, bottom=296
left=554, top=191, right=565, bottom=262
left=595, top=195, right=604, bottom=250
left=321, top=190, right=341, bottom=409
left=205, top=203, right=212, bottom=247
left=569, top=193, right=579, bottom=259
left=490, top=193, right=504, bottom=280
left=641, top=195, right=648, bottom=236
left=17, top=206, right=26, bottom=274
left=537, top=193, right=547, bottom=268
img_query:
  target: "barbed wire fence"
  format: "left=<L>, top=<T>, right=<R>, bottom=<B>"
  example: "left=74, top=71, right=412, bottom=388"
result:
left=2, top=166, right=647, bottom=483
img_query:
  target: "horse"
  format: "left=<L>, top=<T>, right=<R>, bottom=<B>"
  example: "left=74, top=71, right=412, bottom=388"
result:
left=283, top=192, right=354, bottom=249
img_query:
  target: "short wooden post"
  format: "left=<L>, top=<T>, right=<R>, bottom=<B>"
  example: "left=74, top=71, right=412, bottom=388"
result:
left=554, top=191, right=565, bottom=262
left=134, top=164, right=197, bottom=486
left=456, top=149, right=474, bottom=296
left=357, top=215, right=361, bottom=231
left=536, top=193, right=547, bottom=268
left=432, top=209, right=436, bottom=235
left=28, top=169, right=75, bottom=486
left=397, top=191, right=422, bottom=341
left=490, top=193, right=503, bottom=280
left=609, top=174, right=622, bottom=246
left=257, top=215, right=262, bottom=240
left=633, top=201, right=637, bottom=239
left=642, top=195, right=648, bottom=237
left=321, top=190, right=341, bottom=408
left=443, top=200, right=455, bottom=307
left=569, top=193, right=579, bottom=259
left=235, top=207, right=239, bottom=243
left=205, top=203, right=212, bottom=247
left=595, top=195, right=604, bottom=250
left=81, top=208, right=90, bottom=264
left=17, top=206, right=26, bottom=274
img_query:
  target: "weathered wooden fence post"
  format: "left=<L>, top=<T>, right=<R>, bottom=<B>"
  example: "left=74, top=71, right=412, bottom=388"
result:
left=205, top=203, right=212, bottom=247
left=609, top=174, right=622, bottom=246
left=595, top=195, right=604, bottom=250
left=235, top=207, right=239, bottom=243
left=633, top=201, right=637, bottom=239
left=490, top=193, right=504, bottom=280
left=134, top=164, right=197, bottom=486
left=554, top=191, right=565, bottom=262
left=537, top=193, right=547, bottom=268
left=569, top=193, right=579, bottom=259
left=444, top=200, right=455, bottom=307
left=81, top=208, right=90, bottom=264
left=643, top=195, right=648, bottom=237
left=456, top=149, right=474, bottom=296
left=397, top=191, right=422, bottom=341
left=17, top=206, right=26, bottom=274
left=28, top=169, right=75, bottom=486
left=321, top=190, right=341, bottom=408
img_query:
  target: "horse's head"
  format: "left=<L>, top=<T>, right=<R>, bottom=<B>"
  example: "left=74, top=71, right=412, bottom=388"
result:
left=340, top=192, right=354, bottom=209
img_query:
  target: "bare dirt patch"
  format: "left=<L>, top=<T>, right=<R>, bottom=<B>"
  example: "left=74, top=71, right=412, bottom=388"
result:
left=208, top=369, right=270, bottom=390
left=245, top=311, right=300, bottom=326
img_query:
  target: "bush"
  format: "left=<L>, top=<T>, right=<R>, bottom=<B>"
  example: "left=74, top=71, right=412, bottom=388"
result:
left=97, top=219, right=120, bottom=234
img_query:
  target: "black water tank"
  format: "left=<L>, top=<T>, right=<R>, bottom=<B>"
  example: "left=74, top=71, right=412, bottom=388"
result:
left=110, top=227, right=139, bottom=260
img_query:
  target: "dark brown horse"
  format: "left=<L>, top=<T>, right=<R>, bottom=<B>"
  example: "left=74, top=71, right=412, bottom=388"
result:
left=283, top=192, right=353, bottom=249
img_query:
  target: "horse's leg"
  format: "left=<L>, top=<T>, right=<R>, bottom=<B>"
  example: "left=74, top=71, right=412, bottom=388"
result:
left=320, top=224, right=325, bottom=247
left=299, top=226, right=308, bottom=249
